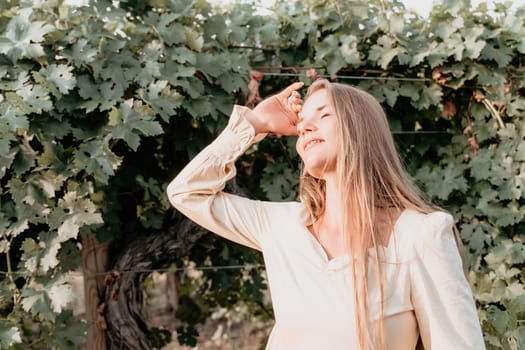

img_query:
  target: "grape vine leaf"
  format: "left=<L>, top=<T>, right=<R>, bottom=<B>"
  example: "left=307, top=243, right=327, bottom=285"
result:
left=40, top=64, right=77, bottom=95
left=109, top=100, right=164, bottom=151
left=0, top=324, right=22, bottom=348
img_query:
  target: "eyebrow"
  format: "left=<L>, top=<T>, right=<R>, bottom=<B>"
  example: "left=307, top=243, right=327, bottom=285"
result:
left=298, top=104, right=328, bottom=123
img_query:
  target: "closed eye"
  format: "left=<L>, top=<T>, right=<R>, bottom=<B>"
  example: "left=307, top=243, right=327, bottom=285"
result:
left=321, top=113, right=331, bottom=118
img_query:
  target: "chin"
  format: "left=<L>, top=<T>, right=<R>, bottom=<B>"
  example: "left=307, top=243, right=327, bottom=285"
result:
left=299, top=151, right=336, bottom=179
left=303, top=163, right=333, bottom=180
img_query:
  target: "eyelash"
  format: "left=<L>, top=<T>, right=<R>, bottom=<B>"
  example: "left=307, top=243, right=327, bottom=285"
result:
left=321, top=114, right=330, bottom=118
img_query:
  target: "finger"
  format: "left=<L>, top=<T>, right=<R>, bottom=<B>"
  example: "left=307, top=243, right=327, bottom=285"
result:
left=288, top=95, right=302, bottom=105
left=281, top=82, right=304, bottom=96
left=288, top=90, right=303, bottom=102
left=287, top=99, right=302, bottom=115
left=291, top=91, right=302, bottom=99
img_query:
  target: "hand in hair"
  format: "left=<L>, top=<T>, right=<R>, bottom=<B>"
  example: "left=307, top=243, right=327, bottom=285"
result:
left=247, top=82, right=304, bottom=136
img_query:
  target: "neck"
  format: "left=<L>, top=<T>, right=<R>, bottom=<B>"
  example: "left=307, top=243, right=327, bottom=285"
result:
left=317, top=173, right=402, bottom=253
left=320, top=173, right=343, bottom=234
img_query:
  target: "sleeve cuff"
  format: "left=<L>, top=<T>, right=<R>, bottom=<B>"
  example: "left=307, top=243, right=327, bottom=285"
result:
left=208, top=105, right=267, bottom=161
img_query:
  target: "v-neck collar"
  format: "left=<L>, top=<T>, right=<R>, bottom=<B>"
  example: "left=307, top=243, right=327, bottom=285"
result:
left=299, top=207, right=410, bottom=272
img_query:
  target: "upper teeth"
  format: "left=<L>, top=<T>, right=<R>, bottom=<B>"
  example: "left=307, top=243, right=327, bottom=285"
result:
left=305, top=140, right=322, bottom=150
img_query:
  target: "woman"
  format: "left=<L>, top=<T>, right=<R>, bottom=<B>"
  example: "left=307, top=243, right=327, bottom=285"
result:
left=167, top=80, right=485, bottom=349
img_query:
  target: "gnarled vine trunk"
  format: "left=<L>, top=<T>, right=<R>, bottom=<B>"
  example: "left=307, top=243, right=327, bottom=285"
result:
left=103, top=218, right=208, bottom=349
left=104, top=181, right=247, bottom=349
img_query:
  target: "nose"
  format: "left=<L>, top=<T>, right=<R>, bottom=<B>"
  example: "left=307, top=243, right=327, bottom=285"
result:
left=297, top=120, right=316, bottom=136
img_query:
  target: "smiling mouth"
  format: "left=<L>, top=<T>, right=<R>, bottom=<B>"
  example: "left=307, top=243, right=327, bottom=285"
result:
left=304, top=139, right=324, bottom=151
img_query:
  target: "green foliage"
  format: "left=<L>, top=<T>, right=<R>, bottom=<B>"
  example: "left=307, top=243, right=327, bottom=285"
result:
left=0, top=0, right=257, bottom=346
left=0, top=0, right=524, bottom=348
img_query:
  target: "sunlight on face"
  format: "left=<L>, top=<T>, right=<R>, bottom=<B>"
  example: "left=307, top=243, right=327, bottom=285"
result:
left=295, top=89, right=338, bottom=179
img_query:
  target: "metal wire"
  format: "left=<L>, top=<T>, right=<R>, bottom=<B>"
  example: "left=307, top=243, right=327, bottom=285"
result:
left=258, top=71, right=432, bottom=82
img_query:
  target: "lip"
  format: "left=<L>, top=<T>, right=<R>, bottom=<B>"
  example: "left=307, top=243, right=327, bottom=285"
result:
left=303, top=138, right=324, bottom=151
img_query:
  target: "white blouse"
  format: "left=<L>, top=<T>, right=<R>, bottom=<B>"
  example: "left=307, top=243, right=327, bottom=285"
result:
left=167, top=105, right=485, bottom=350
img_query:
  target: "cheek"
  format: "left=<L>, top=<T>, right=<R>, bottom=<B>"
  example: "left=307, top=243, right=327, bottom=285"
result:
left=327, top=121, right=339, bottom=140
left=295, top=140, right=303, bottom=158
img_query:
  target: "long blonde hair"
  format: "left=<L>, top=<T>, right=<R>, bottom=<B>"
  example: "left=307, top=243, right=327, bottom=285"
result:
left=299, top=79, right=436, bottom=349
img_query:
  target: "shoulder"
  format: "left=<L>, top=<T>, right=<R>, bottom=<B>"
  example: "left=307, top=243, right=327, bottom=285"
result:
left=251, top=200, right=309, bottom=245
left=397, top=209, right=454, bottom=233
left=274, top=200, right=308, bottom=222
left=255, top=200, right=307, bottom=224
left=394, top=209, right=456, bottom=258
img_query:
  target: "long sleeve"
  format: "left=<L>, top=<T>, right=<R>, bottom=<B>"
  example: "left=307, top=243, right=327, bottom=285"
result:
left=166, top=105, right=268, bottom=251
left=410, top=212, right=485, bottom=349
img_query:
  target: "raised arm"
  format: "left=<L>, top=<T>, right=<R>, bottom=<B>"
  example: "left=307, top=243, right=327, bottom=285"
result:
left=166, top=83, right=304, bottom=250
